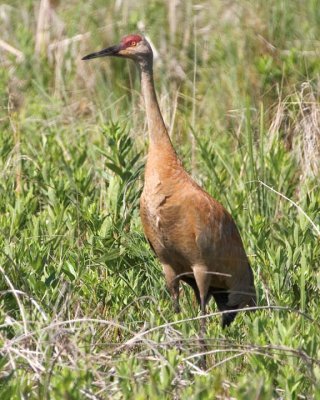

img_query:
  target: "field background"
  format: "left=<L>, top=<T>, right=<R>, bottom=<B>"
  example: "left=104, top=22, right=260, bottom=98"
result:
left=1, top=0, right=320, bottom=398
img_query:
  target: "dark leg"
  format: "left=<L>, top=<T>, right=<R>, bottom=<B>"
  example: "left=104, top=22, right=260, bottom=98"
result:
left=180, top=276, right=201, bottom=304
left=181, top=275, right=213, bottom=330
left=192, top=265, right=212, bottom=369
left=162, top=264, right=180, bottom=313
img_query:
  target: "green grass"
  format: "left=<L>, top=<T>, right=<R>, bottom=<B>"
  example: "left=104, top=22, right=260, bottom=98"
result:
left=1, top=0, right=320, bottom=398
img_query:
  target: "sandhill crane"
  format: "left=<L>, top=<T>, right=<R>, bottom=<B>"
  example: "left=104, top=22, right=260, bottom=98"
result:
left=83, top=34, right=256, bottom=333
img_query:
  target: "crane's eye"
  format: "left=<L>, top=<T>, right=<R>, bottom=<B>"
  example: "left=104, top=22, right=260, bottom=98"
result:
left=130, top=41, right=137, bottom=47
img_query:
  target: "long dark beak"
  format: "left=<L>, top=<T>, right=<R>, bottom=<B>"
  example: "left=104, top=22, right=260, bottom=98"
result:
left=82, top=45, right=121, bottom=60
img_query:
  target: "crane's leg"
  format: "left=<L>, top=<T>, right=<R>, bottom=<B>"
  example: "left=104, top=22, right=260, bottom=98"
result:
left=180, top=276, right=201, bottom=304
left=192, top=265, right=211, bottom=370
left=162, top=264, right=180, bottom=313
left=192, top=265, right=211, bottom=333
left=181, top=276, right=213, bottom=317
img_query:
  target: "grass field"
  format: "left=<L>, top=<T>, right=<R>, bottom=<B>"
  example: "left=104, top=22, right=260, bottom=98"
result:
left=1, top=0, right=320, bottom=398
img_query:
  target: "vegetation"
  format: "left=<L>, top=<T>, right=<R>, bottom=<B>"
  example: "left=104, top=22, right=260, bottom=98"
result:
left=1, top=0, right=319, bottom=398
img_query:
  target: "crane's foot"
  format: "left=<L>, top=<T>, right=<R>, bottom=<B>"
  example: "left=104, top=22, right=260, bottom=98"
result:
left=197, top=337, right=207, bottom=370
left=173, top=299, right=180, bottom=314
left=199, top=354, right=207, bottom=370
left=198, top=322, right=208, bottom=370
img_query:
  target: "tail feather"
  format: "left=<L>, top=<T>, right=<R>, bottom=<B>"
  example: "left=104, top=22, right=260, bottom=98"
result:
left=181, top=277, right=255, bottom=328
left=209, top=287, right=239, bottom=328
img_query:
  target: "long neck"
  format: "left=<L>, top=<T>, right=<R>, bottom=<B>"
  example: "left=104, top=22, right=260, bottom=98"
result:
left=139, top=61, right=176, bottom=155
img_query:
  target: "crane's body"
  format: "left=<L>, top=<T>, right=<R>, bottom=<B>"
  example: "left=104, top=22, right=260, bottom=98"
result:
left=83, top=34, right=256, bottom=330
left=141, top=137, right=255, bottom=327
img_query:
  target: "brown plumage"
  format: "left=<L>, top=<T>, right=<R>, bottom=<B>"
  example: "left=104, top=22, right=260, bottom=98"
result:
left=83, top=34, right=256, bottom=331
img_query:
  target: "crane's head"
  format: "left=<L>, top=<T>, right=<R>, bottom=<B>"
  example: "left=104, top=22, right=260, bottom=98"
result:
left=82, top=34, right=152, bottom=65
